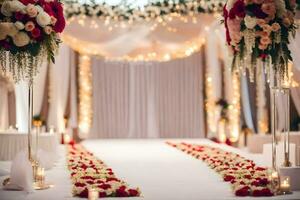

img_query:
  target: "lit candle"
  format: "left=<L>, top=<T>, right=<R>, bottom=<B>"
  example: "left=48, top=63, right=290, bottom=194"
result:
left=88, top=188, right=98, bottom=200
left=49, top=126, right=55, bottom=134
left=280, top=176, right=291, bottom=194
left=64, top=134, right=71, bottom=144
left=36, top=167, right=45, bottom=184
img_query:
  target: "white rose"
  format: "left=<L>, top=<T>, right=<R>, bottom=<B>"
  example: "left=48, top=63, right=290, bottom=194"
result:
left=226, top=0, right=236, bottom=10
left=7, top=24, right=18, bottom=37
left=0, top=22, right=11, bottom=40
left=244, top=16, right=257, bottom=29
left=36, top=11, right=51, bottom=27
left=35, top=5, right=43, bottom=13
left=1, top=1, right=12, bottom=16
left=13, top=32, right=30, bottom=47
left=10, top=0, right=25, bottom=12
left=14, top=21, right=25, bottom=30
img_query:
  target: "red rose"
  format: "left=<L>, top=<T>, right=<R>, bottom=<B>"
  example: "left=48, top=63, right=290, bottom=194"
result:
left=69, top=139, right=75, bottom=146
left=19, top=0, right=35, bottom=5
left=233, top=0, right=246, bottom=18
left=51, top=1, right=65, bottom=33
left=252, top=189, right=262, bottom=196
left=260, top=188, right=273, bottom=196
left=224, top=175, right=235, bottom=182
left=43, top=4, right=55, bottom=16
left=106, top=177, right=119, bottom=182
left=255, top=166, right=266, bottom=171
left=251, top=180, right=260, bottom=186
left=225, top=138, right=232, bottom=146
left=259, top=178, right=269, bottom=185
left=244, top=174, right=252, bottom=179
left=235, top=186, right=250, bottom=196
left=99, top=192, right=106, bottom=197
left=78, top=188, right=89, bottom=198
left=15, top=12, right=24, bottom=21
left=128, top=189, right=139, bottom=196
left=74, top=182, right=86, bottom=187
left=108, top=171, right=114, bottom=175
left=0, top=40, right=11, bottom=50
left=98, top=184, right=111, bottom=190
left=116, top=187, right=129, bottom=197
left=86, top=180, right=94, bottom=185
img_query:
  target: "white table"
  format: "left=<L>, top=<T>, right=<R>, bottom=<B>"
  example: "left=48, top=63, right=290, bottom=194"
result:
left=0, top=139, right=300, bottom=200
left=0, top=132, right=58, bottom=161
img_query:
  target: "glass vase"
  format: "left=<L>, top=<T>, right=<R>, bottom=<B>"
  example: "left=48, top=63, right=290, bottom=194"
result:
left=269, top=67, right=291, bottom=169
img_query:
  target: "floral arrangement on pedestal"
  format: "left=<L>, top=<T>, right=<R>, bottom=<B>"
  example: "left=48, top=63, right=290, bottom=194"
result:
left=67, top=143, right=141, bottom=198
left=167, top=142, right=274, bottom=197
left=223, top=0, right=298, bottom=81
left=0, top=0, right=65, bottom=82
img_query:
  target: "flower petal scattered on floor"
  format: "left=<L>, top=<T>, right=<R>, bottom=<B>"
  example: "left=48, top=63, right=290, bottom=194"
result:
left=66, top=144, right=141, bottom=198
left=167, top=142, right=274, bottom=197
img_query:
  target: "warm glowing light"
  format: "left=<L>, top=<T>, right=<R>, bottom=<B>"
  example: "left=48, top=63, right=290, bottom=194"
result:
left=228, top=73, right=240, bottom=142
left=78, top=55, right=93, bottom=137
left=218, top=119, right=226, bottom=143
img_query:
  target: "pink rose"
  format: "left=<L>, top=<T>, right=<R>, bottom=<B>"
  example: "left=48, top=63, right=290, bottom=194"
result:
left=227, top=19, right=241, bottom=32
left=261, top=24, right=272, bottom=33
left=50, top=16, right=57, bottom=25
left=25, top=21, right=35, bottom=31
left=258, top=43, right=268, bottom=50
left=282, top=17, right=291, bottom=27
left=271, top=23, right=280, bottom=32
left=44, top=26, right=52, bottom=34
left=26, top=4, right=38, bottom=18
left=256, top=19, right=266, bottom=26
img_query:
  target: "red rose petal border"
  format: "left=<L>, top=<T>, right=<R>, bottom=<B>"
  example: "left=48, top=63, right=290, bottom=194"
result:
left=66, top=144, right=141, bottom=198
left=167, top=142, right=274, bottom=197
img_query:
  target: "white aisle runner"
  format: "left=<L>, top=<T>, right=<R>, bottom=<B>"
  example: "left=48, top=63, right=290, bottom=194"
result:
left=1, top=139, right=300, bottom=200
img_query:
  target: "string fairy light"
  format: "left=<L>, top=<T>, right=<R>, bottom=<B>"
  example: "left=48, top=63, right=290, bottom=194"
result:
left=78, top=54, right=93, bottom=137
left=62, top=34, right=206, bottom=62
left=228, top=72, right=240, bottom=143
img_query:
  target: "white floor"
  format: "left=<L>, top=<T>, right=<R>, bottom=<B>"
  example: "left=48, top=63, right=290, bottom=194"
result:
left=0, top=139, right=300, bottom=200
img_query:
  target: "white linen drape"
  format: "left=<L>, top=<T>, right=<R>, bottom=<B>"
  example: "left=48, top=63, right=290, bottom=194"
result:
left=90, top=52, right=204, bottom=138
left=47, top=44, right=72, bottom=133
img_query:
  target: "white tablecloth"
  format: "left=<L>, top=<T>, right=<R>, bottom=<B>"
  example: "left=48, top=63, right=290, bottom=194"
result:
left=0, top=139, right=300, bottom=200
left=0, top=132, right=58, bottom=161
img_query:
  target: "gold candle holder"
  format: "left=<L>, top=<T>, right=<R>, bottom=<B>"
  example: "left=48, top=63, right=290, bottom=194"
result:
left=35, top=167, right=45, bottom=185
left=88, top=188, right=98, bottom=200
left=33, top=166, right=53, bottom=190
left=280, top=176, right=292, bottom=195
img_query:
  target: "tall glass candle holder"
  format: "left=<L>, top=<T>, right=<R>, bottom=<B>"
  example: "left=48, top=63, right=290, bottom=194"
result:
left=280, top=176, right=292, bottom=195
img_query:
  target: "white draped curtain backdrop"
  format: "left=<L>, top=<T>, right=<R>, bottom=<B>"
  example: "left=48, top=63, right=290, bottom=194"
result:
left=90, top=52, right=205, bottom=138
